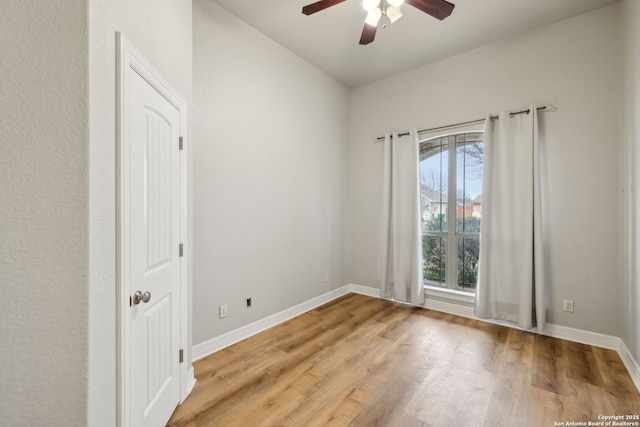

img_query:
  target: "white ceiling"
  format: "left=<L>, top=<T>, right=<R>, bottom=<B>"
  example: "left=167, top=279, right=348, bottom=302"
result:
left=211, top=0, right=619, bottom=88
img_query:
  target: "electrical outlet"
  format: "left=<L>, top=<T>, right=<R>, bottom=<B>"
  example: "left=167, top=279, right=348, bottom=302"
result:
left=246, top=298, right=252, bottom=308
left=324, top=272, right=330, bottom=283
left=219, top=304, right=228, bottom=318
left=562, top=299, right=574, bottom=313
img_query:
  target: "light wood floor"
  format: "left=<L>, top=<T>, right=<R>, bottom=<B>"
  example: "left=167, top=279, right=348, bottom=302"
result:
left=168, top=293, right=640, bottom=426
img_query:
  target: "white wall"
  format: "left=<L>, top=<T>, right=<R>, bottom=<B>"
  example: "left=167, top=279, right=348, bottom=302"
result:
left=0, top=1, right=89, bottom=425
left=88, top=0, right=192, bottom=425
left=192, top=0, right=349, bottom=344
left=622, top=0, right=640, bottom=363
left=349, top=5, right=622, bottom=335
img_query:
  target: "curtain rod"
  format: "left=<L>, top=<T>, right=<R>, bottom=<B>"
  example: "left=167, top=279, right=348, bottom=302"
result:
left=374, top=104, right=555, bottom=142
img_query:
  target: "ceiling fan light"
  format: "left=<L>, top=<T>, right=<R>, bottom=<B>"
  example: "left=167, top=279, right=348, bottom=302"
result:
left=386, top=5, right=403, bottom=23
left=365, top=7, right=382, bottom=26
left=387, top=0, right=404, bottom=7
left=362, top=0, right=380, bottom=12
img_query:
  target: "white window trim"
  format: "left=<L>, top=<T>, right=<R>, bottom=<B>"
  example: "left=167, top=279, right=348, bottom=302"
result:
left=420, top=127, right=484, bottom=299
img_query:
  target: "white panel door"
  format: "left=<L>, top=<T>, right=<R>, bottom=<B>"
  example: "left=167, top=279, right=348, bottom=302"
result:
left=127, top=67, right=182, bottom=427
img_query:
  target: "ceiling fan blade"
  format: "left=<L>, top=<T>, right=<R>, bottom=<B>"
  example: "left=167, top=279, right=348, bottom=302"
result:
left=302, top=0, right=347, bottom=15
left=405, top=0, right=455, bottom=20
left=359, top=23, right=377, bottom=45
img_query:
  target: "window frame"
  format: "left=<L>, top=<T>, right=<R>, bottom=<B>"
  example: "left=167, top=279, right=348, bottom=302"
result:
left=420, top=131, right=484, bottom=296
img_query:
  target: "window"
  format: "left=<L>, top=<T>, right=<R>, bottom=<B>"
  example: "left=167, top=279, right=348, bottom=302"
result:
left=420, top=132, right=483, bottom=293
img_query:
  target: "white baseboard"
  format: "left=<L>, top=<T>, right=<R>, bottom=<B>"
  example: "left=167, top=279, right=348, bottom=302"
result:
left=181, top=367, right=197, bottom=404
left=191, top=283, right=640, bottom=393
left=543, top=323, right=620, bottom=350
left=350, top=283, right=381, bottom=298
left=424, top=297, right=475, bottom=319
left=192, top=285, right=352, bottom=361
left=617, top=339, right=640, bottom=393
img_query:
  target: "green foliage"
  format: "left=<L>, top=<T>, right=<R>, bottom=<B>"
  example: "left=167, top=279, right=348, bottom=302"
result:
left=422, top=216, right=481, bottom=289
left=456, top=216, right=481, bottom=233
left=457, top=237, right=479, bottom=289
left=423, top=235, right=445, bottom=282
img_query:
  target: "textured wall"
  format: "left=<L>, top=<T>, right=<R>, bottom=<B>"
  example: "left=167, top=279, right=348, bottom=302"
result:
left=349, top=5, right=622, bottom=336
left=0, top=1, right=90, bottom=425
left=192, top=0, right=349, bottom=345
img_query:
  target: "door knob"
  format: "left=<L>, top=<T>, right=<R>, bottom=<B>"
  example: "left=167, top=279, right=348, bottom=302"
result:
left=132, top=290, right=152, bottom=305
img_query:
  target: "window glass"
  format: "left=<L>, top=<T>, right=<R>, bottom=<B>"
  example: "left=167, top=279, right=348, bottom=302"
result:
left=420, top=137, right=448, bottom=233
left=455, top=134, right=483, bottom=234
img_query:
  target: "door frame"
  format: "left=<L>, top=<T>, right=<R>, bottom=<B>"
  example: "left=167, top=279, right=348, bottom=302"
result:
left=115, top=32, right=190, bottom=427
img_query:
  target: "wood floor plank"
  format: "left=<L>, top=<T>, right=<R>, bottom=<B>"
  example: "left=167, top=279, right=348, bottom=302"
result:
left=527, top=386, right=573, bottom=427
left=503, top=328, right=535, bottom=368
left=167, top=294, right=640, bottom=426
left=484, top=359, right=534, bottom=426
left=592, top=346, right=640, bottom=406
left=563, top=340, right=604, bottom=387
left=532, top=335, right=568, bottom=396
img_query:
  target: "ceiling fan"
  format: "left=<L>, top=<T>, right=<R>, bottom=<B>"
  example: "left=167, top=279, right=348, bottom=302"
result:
left=302, top=0, right=455, bottom=45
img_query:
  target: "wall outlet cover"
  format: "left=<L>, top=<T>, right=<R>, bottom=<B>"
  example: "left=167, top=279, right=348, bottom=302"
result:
left=562, top=299, right=574, bottom=313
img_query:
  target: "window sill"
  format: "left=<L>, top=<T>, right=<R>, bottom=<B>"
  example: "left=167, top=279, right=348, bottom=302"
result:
left=424, top=285, right=475, bottom=304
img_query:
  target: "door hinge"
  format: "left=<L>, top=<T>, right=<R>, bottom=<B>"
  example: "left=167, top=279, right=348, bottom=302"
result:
left=179, top=243, right=184, bottom=257
left=179, top=136, right=184, bottom=151
left=179, top=349, right=184, bottom=363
